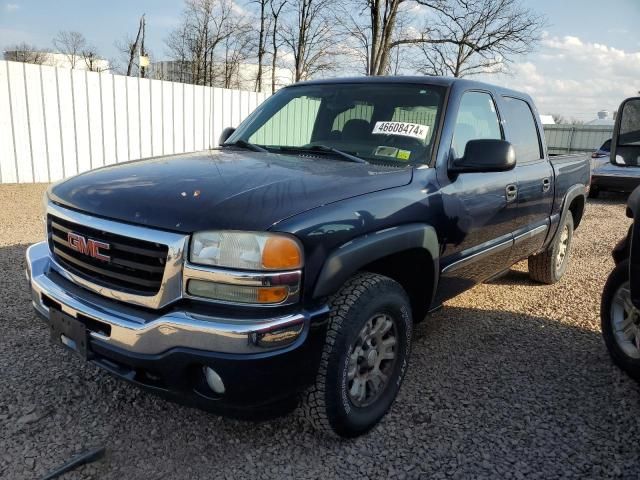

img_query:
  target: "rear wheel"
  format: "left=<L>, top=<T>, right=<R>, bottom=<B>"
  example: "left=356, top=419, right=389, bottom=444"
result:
left=528, top=213, right=574, bottom=284
left=301, top=272, right=412, bottom=437
left=601, top=261, right=640, bottom=381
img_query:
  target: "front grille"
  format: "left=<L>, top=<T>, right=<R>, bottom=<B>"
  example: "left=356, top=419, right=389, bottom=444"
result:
left=47, top=214, right=168, bottom=295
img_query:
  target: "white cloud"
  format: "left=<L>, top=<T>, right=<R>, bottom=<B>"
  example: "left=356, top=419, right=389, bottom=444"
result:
left=478, top=35, right=640, bottom=121
left=5, top=3, right=19, bottom=12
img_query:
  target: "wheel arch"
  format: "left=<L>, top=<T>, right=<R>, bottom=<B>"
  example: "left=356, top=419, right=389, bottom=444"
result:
left=312, top=224, right=439, bottom=320
left=568, top=192, right=586, bottom=228
left=551, top=185, right=586, bottom=245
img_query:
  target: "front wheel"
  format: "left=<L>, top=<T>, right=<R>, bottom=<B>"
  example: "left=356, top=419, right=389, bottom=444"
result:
left=301, top=272, right=413, bottom=437
left=601, top=260, right=640, bottom=381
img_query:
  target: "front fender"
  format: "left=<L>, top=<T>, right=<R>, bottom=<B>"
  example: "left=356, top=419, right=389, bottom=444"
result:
left=312, top=224, right=439, bottom=299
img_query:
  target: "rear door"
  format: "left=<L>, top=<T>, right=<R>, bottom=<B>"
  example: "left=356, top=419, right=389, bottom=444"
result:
left=500, top=96, right=554, bottom=262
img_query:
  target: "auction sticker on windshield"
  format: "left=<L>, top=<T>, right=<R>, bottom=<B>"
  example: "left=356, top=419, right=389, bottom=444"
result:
left=372, top=121, right=429, bottom=141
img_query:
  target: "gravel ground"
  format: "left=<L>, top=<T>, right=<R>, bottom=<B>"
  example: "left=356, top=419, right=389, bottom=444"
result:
left=1, top=184, right=639, bottom=480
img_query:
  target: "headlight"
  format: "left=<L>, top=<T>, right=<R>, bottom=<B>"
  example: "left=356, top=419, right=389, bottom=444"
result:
left=186, top=231, right=303, bottom=306
left=190, top=231, right=303, bottom=270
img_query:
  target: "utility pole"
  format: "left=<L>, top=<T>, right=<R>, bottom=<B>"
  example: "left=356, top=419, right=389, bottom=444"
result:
left=140, top=15, right=147, bottom=78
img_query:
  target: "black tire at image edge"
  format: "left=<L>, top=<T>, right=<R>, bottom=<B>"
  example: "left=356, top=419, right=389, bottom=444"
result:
left=600, top=260, right=640, bottom=381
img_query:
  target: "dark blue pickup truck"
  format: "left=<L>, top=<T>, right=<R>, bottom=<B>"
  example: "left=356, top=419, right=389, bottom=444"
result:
left=26, top=77, right=590, bottom=437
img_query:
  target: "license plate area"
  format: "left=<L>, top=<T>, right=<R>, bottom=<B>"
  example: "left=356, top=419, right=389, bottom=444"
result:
left=49, top=308, right=90, bottom=359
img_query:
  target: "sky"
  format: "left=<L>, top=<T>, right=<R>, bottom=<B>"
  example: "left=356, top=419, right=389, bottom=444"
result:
left=1, top=0, right=639, bottom=121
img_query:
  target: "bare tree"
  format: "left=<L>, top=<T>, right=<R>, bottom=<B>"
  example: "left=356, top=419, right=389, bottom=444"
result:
left=115, top=36, right=137, bottom=75
left=218, top=22, right=254, bottom=88
left=333, top=7, right=371, bottom=74
left=82, top=47, right=107, bottom=72
left=165, top=0, right=236, bottom=86
left=415, top=0, right=545, bottom=77
left=4, top=42, right=48, bottom=64
left=281, top=0, right=338, bottom=81
left=337, top=0, right=428, bottom=75
left=53, top=31, right=87, bottom=69
left=269, top=0, right=287, bottom=92
left=252, top=0, right=270, bottom=91
left=164, top=23, right=192, bottom=82
left=340, top=0, right=543, bottom=76
left=115, top=15, right=146, bottom=77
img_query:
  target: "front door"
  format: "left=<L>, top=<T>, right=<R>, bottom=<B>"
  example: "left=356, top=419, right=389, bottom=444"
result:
left=436, top=90, right=518, bottom=303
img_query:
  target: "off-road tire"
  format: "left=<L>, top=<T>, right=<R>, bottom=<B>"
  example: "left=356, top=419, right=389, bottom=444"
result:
left=601, top=260, right=640, bottom=381
left=300, top=272, right=413, bottom=438
left=528, top=213, right=574, bottom=284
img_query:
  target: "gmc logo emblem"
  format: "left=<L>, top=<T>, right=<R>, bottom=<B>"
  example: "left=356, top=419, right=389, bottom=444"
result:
left=67, top=232, right=111, bottom=262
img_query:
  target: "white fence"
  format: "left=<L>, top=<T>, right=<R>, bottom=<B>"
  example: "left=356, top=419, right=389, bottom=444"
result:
left=1, top=59, right=615, bottom=185
left=543, top=124, right=613, bottom=155
left=0, top=60, right=269, bottom=184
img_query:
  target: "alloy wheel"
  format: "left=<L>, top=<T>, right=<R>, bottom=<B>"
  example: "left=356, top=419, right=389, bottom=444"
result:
left=347, top=313, right=398, bottom=407
left=555, top=225, right=570, bottom=271
left=610, top=281, right=640, bottom=360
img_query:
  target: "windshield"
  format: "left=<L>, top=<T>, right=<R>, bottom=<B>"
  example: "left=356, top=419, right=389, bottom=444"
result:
left=227, top=83, right=446, bottom=165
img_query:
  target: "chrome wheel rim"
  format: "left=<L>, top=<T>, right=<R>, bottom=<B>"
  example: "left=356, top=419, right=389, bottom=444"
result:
left=610, top=282, right=640, bottom=360
left=555, top=225, right=569, bottom=270
left=347, top=313, right=398, bottom=407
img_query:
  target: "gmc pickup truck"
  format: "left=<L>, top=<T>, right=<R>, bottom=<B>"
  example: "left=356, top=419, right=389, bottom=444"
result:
left=26, top=77, right=590, bottom=437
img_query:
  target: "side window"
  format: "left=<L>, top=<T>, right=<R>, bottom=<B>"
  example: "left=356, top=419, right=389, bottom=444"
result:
left=452, top=92, right=502, bottom=159
left=501, top=96, right=543, bottom=163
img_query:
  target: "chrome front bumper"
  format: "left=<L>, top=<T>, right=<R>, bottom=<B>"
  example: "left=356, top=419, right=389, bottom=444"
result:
left=26, top=242, right=310, bottom=355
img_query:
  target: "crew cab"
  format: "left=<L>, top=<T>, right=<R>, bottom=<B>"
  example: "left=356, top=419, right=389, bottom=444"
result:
left=26, top=77, right=590, bottom=437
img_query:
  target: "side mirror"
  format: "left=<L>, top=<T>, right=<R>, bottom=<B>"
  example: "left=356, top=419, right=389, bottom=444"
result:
left=611, top=97, right=640, bottom=166
left=449, top=139, right=516, bottom=173
left=219, top=127, right=236, bottom=145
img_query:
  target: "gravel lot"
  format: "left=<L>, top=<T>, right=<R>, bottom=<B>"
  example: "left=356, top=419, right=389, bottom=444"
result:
left=1, top=184, right=639, bottom=479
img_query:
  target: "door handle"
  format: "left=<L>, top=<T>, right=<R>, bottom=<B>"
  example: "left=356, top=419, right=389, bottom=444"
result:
left=542, top=178, right=551, bottom=192
left=506, top=184, right=518, bottom=202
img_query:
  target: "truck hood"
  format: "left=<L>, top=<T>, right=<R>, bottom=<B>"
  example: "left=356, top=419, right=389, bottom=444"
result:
left=49, top=149, right=413, bottom=233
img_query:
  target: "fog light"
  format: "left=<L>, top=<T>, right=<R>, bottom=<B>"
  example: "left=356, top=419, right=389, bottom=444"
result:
left=204, top=366, right=225, bottom=394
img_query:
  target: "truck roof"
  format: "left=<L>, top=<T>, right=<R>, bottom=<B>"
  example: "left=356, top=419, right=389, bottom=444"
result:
left=289, top=75, right=532, bottom=103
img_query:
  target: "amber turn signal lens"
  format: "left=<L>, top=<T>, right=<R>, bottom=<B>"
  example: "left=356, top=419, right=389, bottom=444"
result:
left=257, top=286, right=289, bottom=303
left=262, top=237, right=302, bottom=270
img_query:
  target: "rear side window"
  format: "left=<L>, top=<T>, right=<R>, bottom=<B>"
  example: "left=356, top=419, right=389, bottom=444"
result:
left=501, top=97, right=543, bottom=163
left=452, top=91, right=502, bottom=159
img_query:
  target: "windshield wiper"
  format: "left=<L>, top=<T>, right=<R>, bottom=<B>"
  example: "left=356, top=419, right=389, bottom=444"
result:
left=277, top=145, right=368, bottom=164
left=221, top=139, right=268, bottom=153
